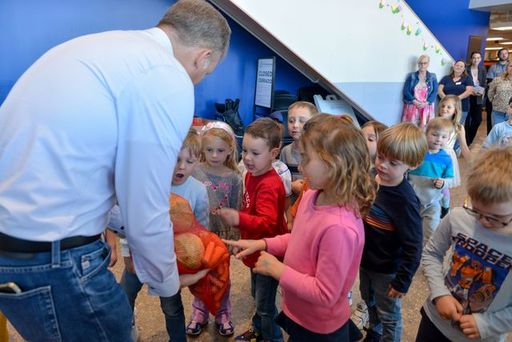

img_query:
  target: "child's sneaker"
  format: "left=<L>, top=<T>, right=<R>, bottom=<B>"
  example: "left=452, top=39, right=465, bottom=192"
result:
left=351, top=301, right=369, bottom=331
left=234, top=328, right=263, bottom=341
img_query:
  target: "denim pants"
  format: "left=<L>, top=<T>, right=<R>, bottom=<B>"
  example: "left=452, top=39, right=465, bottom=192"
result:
left=492, top=110, right=508, bottom=127
left=359, top=268, right=402, bottom=342
left=250, top=270, right=283, bottom=342
left=0, top=240, right=132, bottom=342
left=121, top=267, right=186, bottom=342
left=420, top=202, right=441, bottom=245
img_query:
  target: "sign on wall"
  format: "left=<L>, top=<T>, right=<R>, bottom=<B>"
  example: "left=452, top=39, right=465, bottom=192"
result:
left=254, top=57, right=275, bottom=108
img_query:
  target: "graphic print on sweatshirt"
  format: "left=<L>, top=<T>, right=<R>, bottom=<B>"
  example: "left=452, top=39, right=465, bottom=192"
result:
left=445, top=232, right=511, bottom=314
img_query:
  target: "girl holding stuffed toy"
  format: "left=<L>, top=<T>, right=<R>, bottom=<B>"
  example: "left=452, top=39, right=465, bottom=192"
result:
left=225, top=114, right=376, bottom=341
left=189, top=121, right=242, bottom=336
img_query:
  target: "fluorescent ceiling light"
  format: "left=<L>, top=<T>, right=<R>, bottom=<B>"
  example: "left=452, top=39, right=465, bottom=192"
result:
left=492, top=26, right=512, bottom=31
left=487, top=37, right=504, bottom=41
left=499, top=41, right=512, bottom=45
left=485, top=47, right=507, bottom=50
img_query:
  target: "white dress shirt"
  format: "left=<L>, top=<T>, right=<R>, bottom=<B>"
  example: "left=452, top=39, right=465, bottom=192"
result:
left=0, top=27, right=193, bottom=297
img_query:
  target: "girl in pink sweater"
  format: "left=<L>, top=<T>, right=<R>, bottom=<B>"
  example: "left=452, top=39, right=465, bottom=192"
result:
left=225, top=114, right=376, bottom=341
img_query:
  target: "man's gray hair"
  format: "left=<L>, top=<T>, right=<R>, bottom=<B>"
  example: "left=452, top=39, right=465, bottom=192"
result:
left=159, top=0, right=231, bottom=57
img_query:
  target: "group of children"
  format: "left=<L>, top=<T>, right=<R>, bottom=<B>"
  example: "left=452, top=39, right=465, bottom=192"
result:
left=112, top=95, right=511, bottom=342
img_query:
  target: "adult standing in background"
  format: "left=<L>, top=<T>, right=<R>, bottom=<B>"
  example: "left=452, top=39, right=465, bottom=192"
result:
left=438, top=60, right=474, bottom=124
left=487, top=62, right=512, bottom=127
left=402, top=55, right=438, bottom=129
left=0, top=0, right=230, bottom=341
left=465, top=51, right=487, bottom=146
left=486, top=48, right=509, bottom=133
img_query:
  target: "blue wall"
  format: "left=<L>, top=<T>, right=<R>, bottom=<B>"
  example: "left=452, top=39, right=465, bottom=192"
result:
left=0, top=1, right=490, bottom=125
left=407, top=0, right=490, bottom=61
left=0, top=0, right=313, bottom=125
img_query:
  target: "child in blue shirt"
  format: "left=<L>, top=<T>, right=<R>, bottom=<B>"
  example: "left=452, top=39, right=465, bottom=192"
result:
left=409, top=117, right=454, bottom=244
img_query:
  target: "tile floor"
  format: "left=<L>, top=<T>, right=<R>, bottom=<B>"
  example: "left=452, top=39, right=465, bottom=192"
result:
left=7, top=117, right=512, bottom=341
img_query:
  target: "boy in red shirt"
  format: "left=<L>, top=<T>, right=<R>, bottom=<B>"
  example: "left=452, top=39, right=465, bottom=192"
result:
left=220, top=117, right=287, bottom=342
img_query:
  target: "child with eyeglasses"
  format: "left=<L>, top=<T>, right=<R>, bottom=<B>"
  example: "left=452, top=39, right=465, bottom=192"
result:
left=417, top=147, right=512, bottom=342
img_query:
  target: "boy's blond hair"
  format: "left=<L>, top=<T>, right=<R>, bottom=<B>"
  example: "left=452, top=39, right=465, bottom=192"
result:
left=426, top=117, right=454, bottom=134
left=245, top=118, right=282, bottom=149
left=182, top=128, right=202, bottom=158
left=288, top=101, right=317, bottom=116
left=467, top=147, right=512, bottom=204
left=377, top=123, right=428, bottom=167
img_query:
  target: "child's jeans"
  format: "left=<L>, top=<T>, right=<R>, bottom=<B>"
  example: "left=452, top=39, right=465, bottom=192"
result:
left=191, top=283, right=232, bottom=324
left=419, top=202, right=441, bottom=245
left=359, top=268, right=402, bottom=342
left=120, top=268, right=186, bottom=342
left=250, top=270, right=283, bottom=342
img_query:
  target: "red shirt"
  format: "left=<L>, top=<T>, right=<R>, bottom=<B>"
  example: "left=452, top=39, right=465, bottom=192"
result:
left=238, top=168, right=287, bottom=268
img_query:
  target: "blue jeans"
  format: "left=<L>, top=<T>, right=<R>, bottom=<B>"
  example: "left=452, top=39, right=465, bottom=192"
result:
left=250, top=271, right=283, bottom=342
left=460, top=111, right=468, bottom=125
left=492, top=110, right=508, bottom=128
left=359, top=268, right=402, bottom=342
left=0, top=240, right=132, bottom=341
left=121, top=268, right=186, bottom=342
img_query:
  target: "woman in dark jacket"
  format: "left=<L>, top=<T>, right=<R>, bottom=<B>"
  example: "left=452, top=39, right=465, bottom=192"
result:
left=465, top=51, right=487, bottom=145
left=401, top=54, right=438, bottom=129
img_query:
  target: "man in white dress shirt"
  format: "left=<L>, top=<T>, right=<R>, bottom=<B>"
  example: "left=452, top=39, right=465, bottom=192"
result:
left=0, top=0, right=230, bottom=340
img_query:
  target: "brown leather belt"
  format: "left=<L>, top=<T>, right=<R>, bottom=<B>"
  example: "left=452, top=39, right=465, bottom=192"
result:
left=0, top=232, right=101, bottom=253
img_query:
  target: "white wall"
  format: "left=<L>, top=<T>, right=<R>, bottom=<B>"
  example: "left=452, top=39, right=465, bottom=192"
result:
left=230, top=0, right=454, bottom=124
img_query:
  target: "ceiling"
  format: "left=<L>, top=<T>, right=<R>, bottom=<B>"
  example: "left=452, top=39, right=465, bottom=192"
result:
left=485, top=9, right=512, bottom=60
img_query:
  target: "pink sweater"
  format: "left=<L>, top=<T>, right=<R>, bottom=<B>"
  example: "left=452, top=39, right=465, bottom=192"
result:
left=265, top=190, right=365, bottom=334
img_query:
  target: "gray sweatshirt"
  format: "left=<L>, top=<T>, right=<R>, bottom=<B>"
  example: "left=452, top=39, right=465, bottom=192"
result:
left=422, top=208, right=512, bottom=341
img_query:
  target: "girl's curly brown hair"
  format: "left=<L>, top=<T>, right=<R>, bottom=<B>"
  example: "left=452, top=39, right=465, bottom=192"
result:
left=301, top=114, right=376, bottom=216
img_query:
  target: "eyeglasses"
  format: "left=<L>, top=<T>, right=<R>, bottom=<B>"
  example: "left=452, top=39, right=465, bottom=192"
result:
left=463, top=203, right=512, bottom=227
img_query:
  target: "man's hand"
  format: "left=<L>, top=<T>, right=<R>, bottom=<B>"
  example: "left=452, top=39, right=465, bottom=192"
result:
left=179, top=269, right=210, bottom=287
left=254, top=251, right=285, bottom=280
left=434, top=295, right=463, bottom=321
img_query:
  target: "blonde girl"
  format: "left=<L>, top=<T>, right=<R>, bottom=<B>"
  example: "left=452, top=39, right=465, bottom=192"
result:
left=436, top=95, right=470, bottom=215
left=188, top=121, right=242, bottom=336
left=226, top=114, right=376, bottom=340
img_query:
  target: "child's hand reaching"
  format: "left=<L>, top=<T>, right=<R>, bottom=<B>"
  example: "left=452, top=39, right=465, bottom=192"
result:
left=432, top=178, right=444, bottom=189
left=291, top=179, right=304, bottom=194
left=254, top=251, right=285, bottom=280
left=434, top=295, right=463, bottom=321
left=218, top=208, right=240, bottom=227
left=386, top=285, right=405, bottom=298
left=459, top=314, right=480, bottom=339
left=223, top=239, right=266, bottom=259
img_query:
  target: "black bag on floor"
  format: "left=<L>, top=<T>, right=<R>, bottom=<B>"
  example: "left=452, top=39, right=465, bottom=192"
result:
left=215, top=98, right=244, bottom=137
